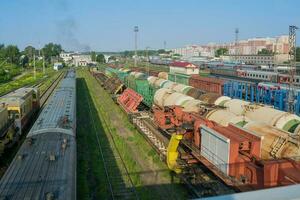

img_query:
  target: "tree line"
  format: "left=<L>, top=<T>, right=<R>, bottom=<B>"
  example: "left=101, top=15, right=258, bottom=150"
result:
left=0, top=43, right=63, bottom=68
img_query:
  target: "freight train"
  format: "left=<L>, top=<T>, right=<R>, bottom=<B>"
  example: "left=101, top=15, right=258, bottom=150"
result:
left=0, top=87, right=40, bottom=155
left=91, top=66, right=300, bottom=192
left=0, top=70, right=76, bottom=199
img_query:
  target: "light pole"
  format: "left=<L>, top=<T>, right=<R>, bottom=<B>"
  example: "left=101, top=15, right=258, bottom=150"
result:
left=146, top=46, right=150, bottom=76
left=134, top=26, right=139, bottom=68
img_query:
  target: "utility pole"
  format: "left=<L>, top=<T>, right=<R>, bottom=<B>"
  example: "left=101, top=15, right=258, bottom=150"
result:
left=33, top=54, right=36, bottom=80
left=287, top=25, right=298, bottom=113
left=43, top=53, right=45, bottom=74
left=146, top=46, right=150, bottom=76
left=235, top=28, right=239, bottom=58
left=134, top=26, right=139, bottom=68
left=164, top=41, right=167, bottom=50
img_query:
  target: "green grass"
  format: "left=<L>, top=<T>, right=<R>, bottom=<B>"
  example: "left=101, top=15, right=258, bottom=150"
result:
left=0, top=68, right=58, bottom=96
left=77, top=69, right=189, bottom=200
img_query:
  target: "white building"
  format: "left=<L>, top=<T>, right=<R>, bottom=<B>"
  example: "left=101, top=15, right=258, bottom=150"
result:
left=60, top=52, right=93, bottom=67
left=60, top=52, right=75, bottom=63
left=169, top=61, right=199, bottom=75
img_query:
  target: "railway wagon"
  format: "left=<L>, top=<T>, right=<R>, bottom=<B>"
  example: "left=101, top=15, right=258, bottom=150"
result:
left=102, top=67, right=300, bottom=191
left=0, top=70, right=76, bottom=200
left=189, top=75, right=225, bottom=95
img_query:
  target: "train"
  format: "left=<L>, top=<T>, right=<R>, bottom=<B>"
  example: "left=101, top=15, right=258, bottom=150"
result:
left=0, top=70, right=76, bottom=199
left=207, top=63, right=300, bottom=86
left=91, top=66, right=300, bottom=192
left=0, top=87, right=40, bottom=155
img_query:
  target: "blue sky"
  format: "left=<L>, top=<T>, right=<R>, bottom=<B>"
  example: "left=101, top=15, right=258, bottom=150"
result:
left=0, top=0, right=299, bottom=51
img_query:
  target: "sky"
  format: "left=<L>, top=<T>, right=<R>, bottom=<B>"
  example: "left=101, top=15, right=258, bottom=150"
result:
left=0, top=0, right=299, bottom=52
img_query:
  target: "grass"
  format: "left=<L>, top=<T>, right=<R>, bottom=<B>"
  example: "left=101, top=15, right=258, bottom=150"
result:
left=77, top=69, right=189, bottom=200
left=0, top=68, right=58, bottom=96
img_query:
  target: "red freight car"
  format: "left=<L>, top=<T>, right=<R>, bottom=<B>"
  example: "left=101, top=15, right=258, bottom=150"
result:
left=189, top=75, right=225, bottom=95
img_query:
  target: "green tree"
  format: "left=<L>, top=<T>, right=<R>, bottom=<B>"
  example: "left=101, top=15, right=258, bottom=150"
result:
left=296, top=47, right=300, bottom=62
left=4, top=45, right=20, bottom=64
left=157, top=49, right=166, bottom=54
left=91, top=51, right=96, bottom=61
left=108, top=56, right=116, bottom=62
left=24, top=46, right=36, bottom=60
left=42, top=43, right=63, bottom=62
left=96, top=54, right=105, bottom=63
left=258, top=48, right=273, bottom=55
left=215, top=48, right=228, bottom=57
left=20, top=55, right=29, bottom=68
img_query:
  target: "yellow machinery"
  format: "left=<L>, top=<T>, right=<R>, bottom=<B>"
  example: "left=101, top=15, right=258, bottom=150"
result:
left=167, top=133, right=183, bottom=174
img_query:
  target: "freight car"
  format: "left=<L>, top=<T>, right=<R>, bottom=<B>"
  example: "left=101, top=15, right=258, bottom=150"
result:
left=0, top=70, right=76, bottom=200
left=0, top=87, right=40, bottom=155
left=98, top=67, right=300, bottom=191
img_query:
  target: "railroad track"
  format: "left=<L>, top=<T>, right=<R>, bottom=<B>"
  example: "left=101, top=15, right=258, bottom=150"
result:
left=91, top=71, right=235, bottom=198
left=39, top=71, right=65, bottom=106
left=84, top=80, right=139, bottom=200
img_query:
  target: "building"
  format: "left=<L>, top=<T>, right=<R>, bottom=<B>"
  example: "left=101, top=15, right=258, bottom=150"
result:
left=224, top=54, right=289, bottom=66
left=172, top=35, right=289, bottom=58
left=60, top=52, right=93, bottom=67
left=169, top=61, right=199, bottom=75
left=60, top=52, right=75, bottom=63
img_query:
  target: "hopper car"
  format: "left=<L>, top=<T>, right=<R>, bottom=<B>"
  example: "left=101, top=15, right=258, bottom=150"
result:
left=90, top=66, right=300, bottom=192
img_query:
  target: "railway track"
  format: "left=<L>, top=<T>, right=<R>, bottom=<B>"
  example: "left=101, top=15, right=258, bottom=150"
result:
left=84, top=81, right=139, bottom=200
left=130, top=112, right=235, bottom=198
left=91, top=72, right=234, bottom=198
left=39, top=71, right=65, bottom=106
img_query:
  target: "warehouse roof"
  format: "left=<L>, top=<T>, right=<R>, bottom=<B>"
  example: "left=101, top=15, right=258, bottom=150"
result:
left=170, top=61, right=197, bottom=68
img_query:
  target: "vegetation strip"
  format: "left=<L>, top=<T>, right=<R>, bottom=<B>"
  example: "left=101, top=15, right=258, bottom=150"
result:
left=77, top=69, right=189, bottom=199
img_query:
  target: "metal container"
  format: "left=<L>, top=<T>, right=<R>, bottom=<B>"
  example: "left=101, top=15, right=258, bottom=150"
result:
left=174, top=95, right=194, bottom=107
left=182, top=99, right=203, bottom=113
left=186, top=88, right=205, bottom=99
left=200, top=125, right=230, bottom=175
left=164, top=92, right=186, bottom=107
left=243, top=122, right=300, bottom=159
left=147, top=76, right=159, bottom=86
left=153, top=88, right=173, bottom=108
left=244, top=106, right=300, bottom=133
left=158, top=72, right=168, bottom=80
left=173, top=84, right=187, bottom=93
left=224, top=99, right=250, bottom=116
left=189, top=75, right=225, bottom=95
left=205, top=109, right=249, bottom=126
left=161, top=80, right=174, bottom=89
left=198, top=93, right=221, bottom=104
left=214, top=96, right=231, bottom=106
left=154, top=79, right=168, bottom=88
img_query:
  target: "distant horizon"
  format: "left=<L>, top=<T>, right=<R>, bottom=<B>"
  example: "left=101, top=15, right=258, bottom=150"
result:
left=0, top=0, right=299, bottom=52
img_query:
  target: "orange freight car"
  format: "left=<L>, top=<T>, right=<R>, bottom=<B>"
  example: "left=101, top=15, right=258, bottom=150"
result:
left=189, top=75, right=225, bottom=95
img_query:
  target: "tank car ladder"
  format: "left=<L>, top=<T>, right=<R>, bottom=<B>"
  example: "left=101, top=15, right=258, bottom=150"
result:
left=270, top=136, right=287, bottom=157
left=132, top=114, right=167, bottom=156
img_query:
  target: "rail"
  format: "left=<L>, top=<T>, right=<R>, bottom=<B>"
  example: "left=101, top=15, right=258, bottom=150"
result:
left=39, top=71, right=65, bottom=106
left=92, top=70, right=235, bottom=198
left=84, top=77, right=139, bottom=200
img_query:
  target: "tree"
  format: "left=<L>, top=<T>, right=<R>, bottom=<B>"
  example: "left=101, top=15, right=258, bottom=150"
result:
left=4, top=45, right=20, bottom=64
left=20, top=55, right=29, bottom=68
left=258, top=48, right=273, bottom=55
left=91, top=51, right=96, bottom=61
left=157, top=49, right=166, bottom=54
left=42, top=43, right=63, bottom=62
left=24, top=46, right=36, bottom=60
left=215, top=48, right=228, bottom=57
left=296, top=47, right=300, bottom=62
left=96, top=54, right=105, bottom=63
left=108, top=56, right=116, bottom=62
